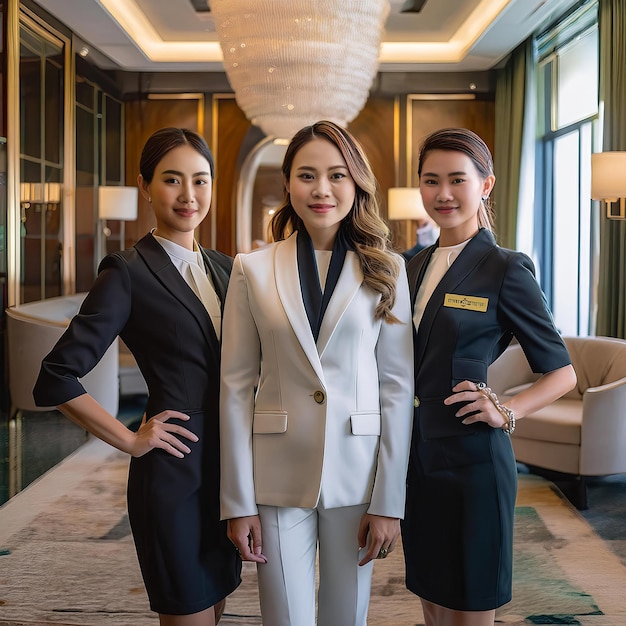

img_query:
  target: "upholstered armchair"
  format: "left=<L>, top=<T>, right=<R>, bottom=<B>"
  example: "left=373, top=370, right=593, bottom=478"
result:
left=488, top=336, right=626, bottom=509
left=6, top=294, right=119, bottom=418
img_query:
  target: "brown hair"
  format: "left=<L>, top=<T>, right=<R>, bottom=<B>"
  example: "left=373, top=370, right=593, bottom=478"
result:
left=139, top=127, right=214, bottom=183
left=271, top=120, right=401, bottom=323
left=417, top=128, right=495, bottom=231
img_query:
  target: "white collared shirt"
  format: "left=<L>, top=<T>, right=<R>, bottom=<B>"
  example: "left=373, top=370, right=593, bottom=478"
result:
left=413, top=238, right=471, bottom=331
left=153, top=233, right=222, bottom=339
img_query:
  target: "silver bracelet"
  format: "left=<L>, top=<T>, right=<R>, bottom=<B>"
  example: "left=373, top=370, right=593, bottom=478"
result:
left=477, top=382, right=516, bottom=435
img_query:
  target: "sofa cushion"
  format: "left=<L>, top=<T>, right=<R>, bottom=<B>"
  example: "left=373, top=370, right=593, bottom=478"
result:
left=511, top=399, right=581, bottom=445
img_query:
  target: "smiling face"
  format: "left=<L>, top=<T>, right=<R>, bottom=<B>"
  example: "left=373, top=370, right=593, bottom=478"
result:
left=138, top=144, right=212, bottom=249
left=418, top=149, right=495, bottom=246
left=285, top=137, right=356, bottom=250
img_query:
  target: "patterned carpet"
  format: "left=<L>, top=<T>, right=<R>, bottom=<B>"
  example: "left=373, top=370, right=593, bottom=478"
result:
left=0, top=438, right=624, bottom=626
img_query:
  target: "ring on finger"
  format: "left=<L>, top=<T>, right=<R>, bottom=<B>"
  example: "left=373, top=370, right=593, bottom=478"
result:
left=377, top=547, right=389, bottom=559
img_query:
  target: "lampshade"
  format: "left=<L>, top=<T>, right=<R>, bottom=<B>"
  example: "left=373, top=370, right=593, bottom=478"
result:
left=44, top=182, right=62, bottom=204
left=210, top=0, right=390, bottom=139
left=20, top=183, right=43, bottom=203
left=20, top=183, right=37, bottom=203
left=19, top=182, right=62, bottom=204
left=591, top=152, right=626, bottom=200
left=98, top=186, right=138, bottom=221
left=387, top=187, right=427, bottom=221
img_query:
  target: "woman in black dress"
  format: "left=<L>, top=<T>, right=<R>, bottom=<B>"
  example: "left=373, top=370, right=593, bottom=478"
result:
left=402, top=128, right=576, bottom=626
left=34, top=127, right=241, bottom=625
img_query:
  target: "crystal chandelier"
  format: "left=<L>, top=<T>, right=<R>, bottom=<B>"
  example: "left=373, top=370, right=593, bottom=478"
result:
left=210, top=0, right=390, bottom=139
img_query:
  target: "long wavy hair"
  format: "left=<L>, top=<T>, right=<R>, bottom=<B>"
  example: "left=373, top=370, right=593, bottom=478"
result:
left=417, top=127, right=495, bottom=231
left=270, top=120, right=401, bottom=323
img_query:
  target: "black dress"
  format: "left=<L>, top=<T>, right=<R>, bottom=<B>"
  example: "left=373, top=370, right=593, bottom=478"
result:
left=402, top=229, right=571, bottom=611
left=34, top=234, right=241, bottom=615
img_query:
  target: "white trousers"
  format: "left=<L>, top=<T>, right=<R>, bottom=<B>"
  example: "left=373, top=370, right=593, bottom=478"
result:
left=256, top=502, right=373, bottom=626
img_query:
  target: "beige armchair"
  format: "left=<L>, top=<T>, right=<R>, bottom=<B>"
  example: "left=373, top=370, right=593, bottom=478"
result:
left=488, top=336, right=626, bottom=509
left=6, top=294, right=119, bottom=418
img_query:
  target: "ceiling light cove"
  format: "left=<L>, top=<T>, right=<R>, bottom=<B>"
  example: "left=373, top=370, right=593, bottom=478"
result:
left=382, top=0, right=511, bottom=63
left=100, top=0, right=511, bottom=65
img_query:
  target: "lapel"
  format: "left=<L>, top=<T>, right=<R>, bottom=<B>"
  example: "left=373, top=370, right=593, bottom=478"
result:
left=276, top=233, right=356, bottom=384
left=134, top=234, right=221, bottom=352
left=407, top=244, right=436, bottom=308
left=200, top=247, right=229, bottom=306
left=412, top=228, right=497, bottom=370
left=316, top=251, right=362, bottom=359
left=406, top=244, right=436, bottom=359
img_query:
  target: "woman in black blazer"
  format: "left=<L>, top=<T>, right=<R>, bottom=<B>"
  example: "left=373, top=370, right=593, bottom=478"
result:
left=34, top=128, right=240, bottom=624
left=401, top=128, right=576, bottom=626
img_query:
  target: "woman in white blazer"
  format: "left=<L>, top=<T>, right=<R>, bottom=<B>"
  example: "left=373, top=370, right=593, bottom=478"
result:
left=220, top=121, right=414, bottom=626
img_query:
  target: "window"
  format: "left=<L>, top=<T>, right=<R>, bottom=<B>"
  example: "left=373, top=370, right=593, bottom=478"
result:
left=19, top=20, right=66, bottom=303
left=535, top=0, right=599, bottom=336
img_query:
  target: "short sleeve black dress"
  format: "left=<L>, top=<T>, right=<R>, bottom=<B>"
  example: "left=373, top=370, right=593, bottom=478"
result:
left=402, top=229, right=571, bottom=611
left=34, top=234, right=241, bottom=615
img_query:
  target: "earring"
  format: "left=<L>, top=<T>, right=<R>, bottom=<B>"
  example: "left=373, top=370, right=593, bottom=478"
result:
left=481, top=195, right=488, bottom=202
left=148, top=196, right=152, bottom=203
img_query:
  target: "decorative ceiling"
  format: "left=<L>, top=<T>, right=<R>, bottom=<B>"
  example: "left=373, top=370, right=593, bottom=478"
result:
left=33, top=0, right=580, bottom=72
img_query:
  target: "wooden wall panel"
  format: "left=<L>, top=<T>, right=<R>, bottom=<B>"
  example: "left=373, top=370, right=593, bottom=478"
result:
left=210, top=97, right=250, bottom=255
left=408, top=97, right=496, bottom=187
left=391, top=96, right=496, bottom=250
left=349, top=97, right=396, bottom=215
left=348, top=96, right=403, bottom=251
left=124, top=98, right=203, bottom=246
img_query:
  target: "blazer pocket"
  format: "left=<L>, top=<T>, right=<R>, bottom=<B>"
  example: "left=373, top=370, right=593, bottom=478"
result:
left=350, top=412, right=381, bottom=436
left=253, top=411, right=288, bottom=434
left=418, top=397, right=490, bottom=440
left=451, top=357, right=488, bottom=387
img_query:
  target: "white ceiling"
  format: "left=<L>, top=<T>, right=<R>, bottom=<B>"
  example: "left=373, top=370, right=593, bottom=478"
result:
left=33, top=0, right=580, bottom=73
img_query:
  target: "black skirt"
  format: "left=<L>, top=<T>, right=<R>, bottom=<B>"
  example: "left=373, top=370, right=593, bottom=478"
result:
left=127, top=409, right=241, bottom=615
left=402, top=418, right=517, bottom=611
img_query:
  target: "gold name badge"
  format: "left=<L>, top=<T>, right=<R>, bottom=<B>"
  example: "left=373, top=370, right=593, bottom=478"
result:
left=444, top=293, right=489, bottom=313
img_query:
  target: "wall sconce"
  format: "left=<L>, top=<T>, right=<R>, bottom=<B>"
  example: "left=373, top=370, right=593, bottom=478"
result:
left=98, top=186, right=138, bottom=256
left=20, top=182, right=62, bottom=227
left=388, top=187, right=427, bottom=221
left=591, top=152, right=626, bottom=219
left=20, top=183, right=38, bottom=207
left=20, top=182, right=62, bottom=206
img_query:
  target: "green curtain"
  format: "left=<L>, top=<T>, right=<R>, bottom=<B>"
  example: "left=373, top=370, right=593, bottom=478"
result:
left=596, top=0, right=626, bottom=338
left=493, top=39, right=532, bottom=249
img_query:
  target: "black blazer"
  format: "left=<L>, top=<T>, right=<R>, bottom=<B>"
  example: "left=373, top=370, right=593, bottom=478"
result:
left=34, top=232, right=232, bottom=419
left=407, top=228, right=571, bottom=439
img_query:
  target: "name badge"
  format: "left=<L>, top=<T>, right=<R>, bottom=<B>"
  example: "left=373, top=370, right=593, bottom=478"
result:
left=444, top=293, right=489, bottom=313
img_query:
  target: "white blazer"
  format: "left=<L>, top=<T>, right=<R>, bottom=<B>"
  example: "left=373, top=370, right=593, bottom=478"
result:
left=220, top=232, right=414, bottom=520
